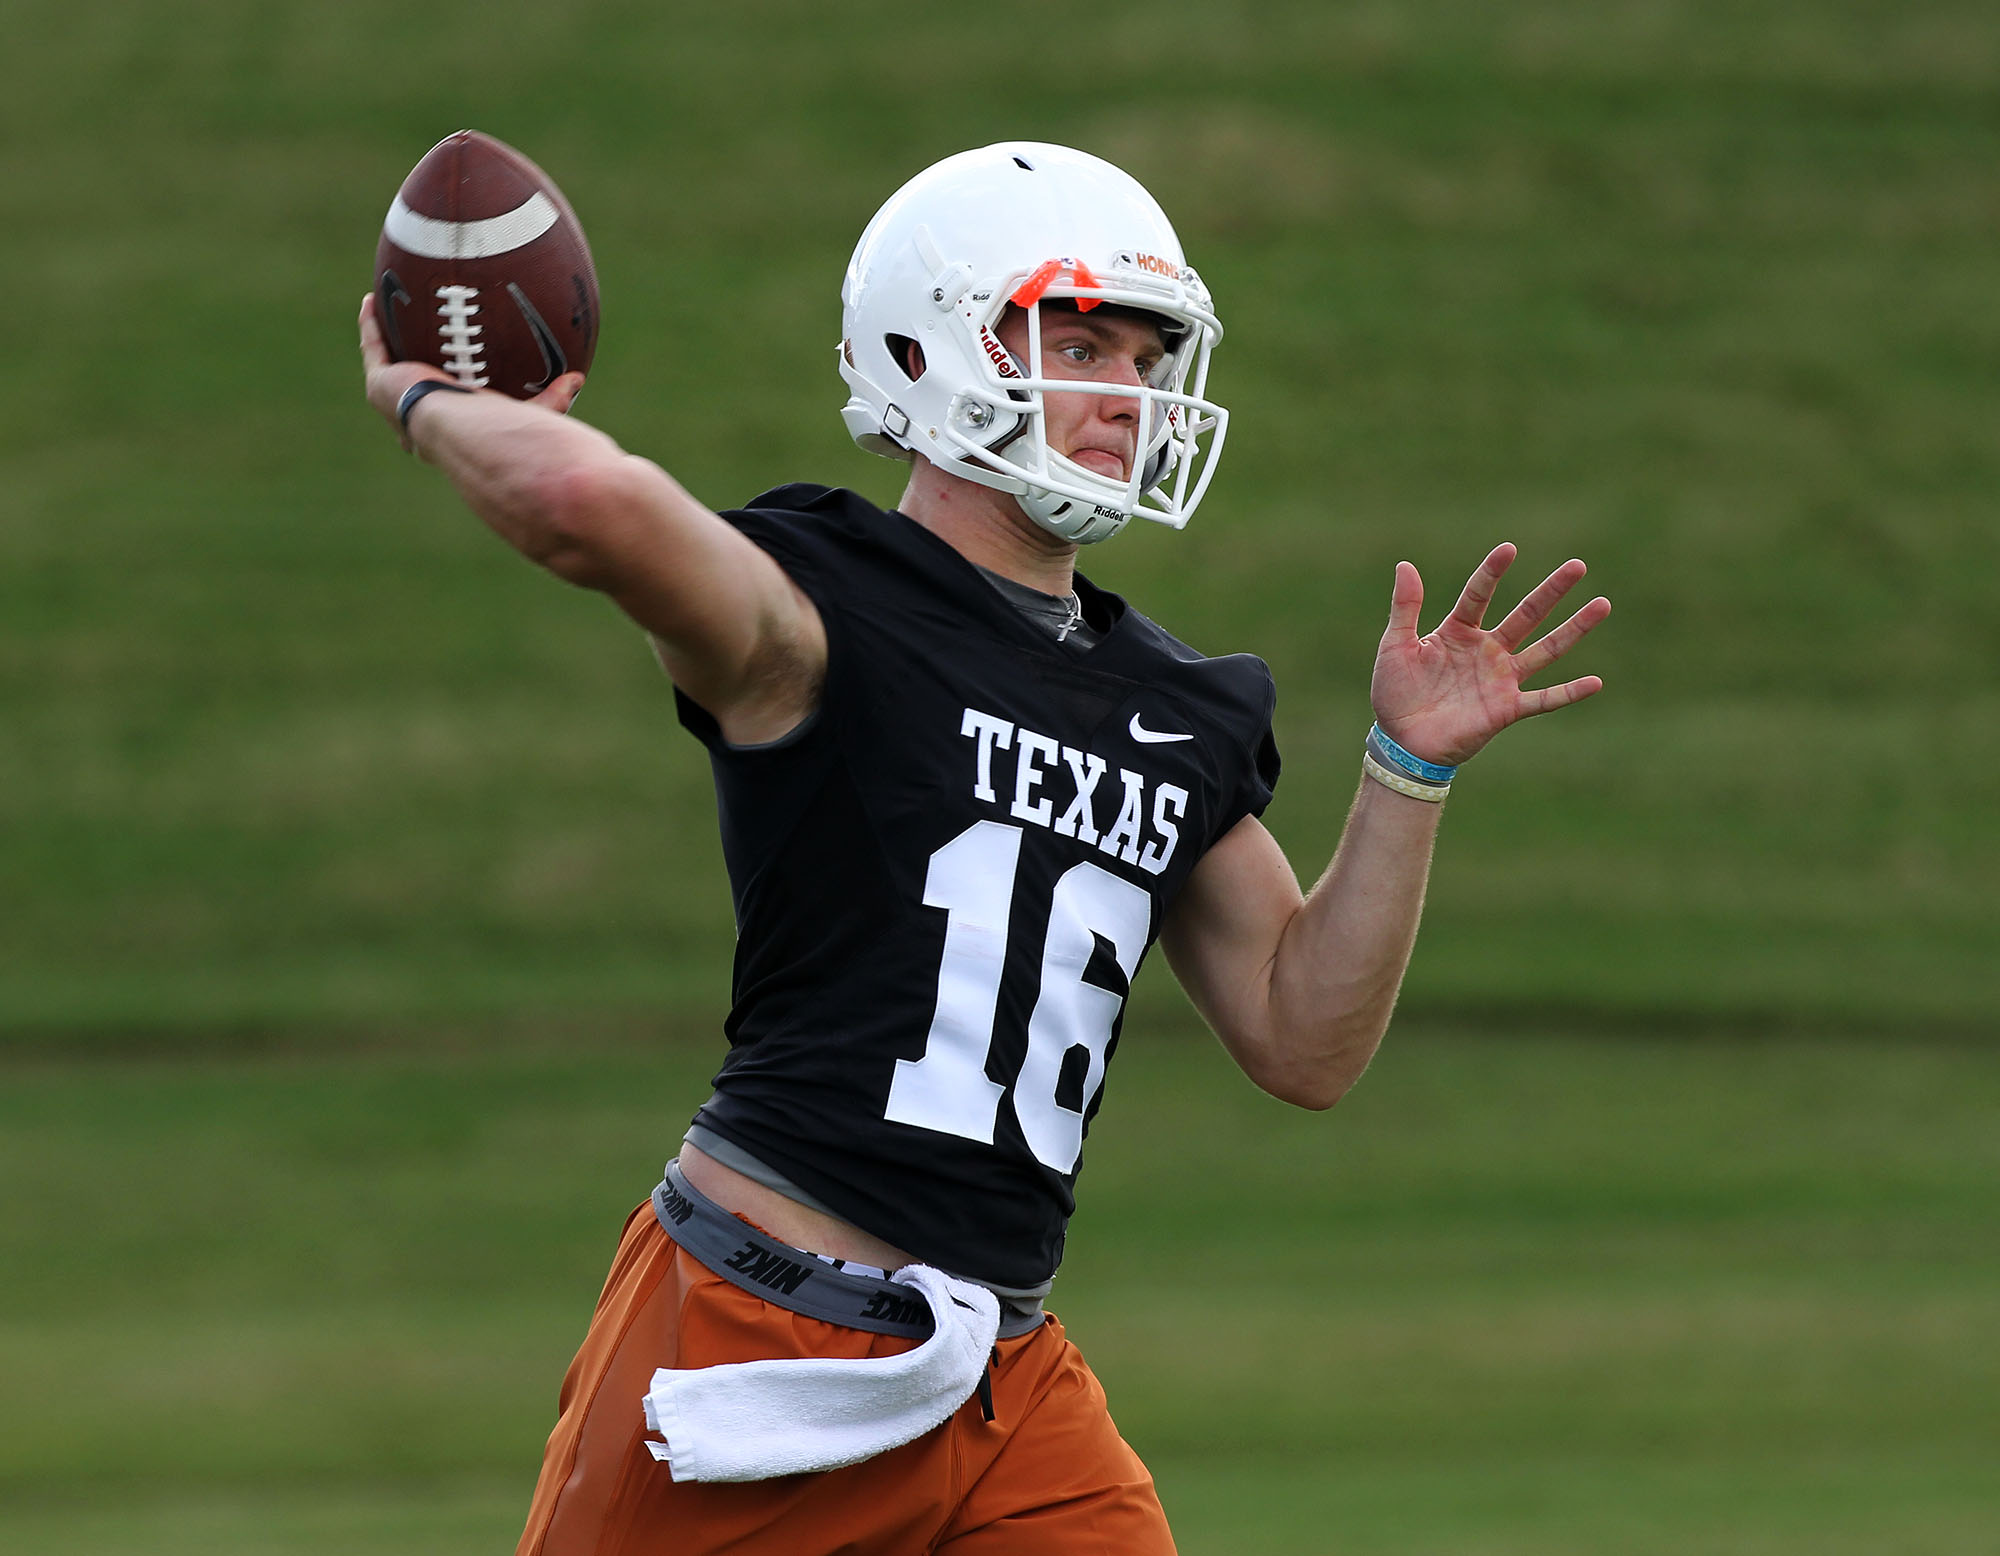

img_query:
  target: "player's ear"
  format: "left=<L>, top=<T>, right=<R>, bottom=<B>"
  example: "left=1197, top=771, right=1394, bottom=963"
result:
left=882, top=335, right=926, bottom=381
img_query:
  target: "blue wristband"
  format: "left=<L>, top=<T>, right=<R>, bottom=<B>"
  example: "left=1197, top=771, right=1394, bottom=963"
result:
left=1368, top=724, right=1458, bottom=785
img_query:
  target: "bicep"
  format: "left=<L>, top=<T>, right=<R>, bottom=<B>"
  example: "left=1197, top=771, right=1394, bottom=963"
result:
left=1160, top=814, right=1302, bottom=1071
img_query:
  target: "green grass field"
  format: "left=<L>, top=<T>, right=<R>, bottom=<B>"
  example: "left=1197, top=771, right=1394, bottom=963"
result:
left=4, top=1028, right=1995, bottom=1553
left=4, top=1, right=1996, bottom=1550
left=6, top=0, right=1995, bottom=1037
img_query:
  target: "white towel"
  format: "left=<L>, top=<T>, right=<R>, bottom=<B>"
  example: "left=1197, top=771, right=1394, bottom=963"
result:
left=642, top=1263, right=1001, bottom=1483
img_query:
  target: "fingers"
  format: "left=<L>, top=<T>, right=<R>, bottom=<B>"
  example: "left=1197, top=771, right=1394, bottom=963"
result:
left=1518, top=674, right=1604, bottom=718
left=1444, top=543, right=1517, bottom=632
left=361, top=293, right=586, bottom=436
left=1512, top=595, right=1612, bottom=679
left=1384, top=560, right=1425, bottom=640
left=532, top=371, right=587, bottom=416
left=358, top=291, right=390, bottom=370
left=1493, top=557, right=1588, bottom=652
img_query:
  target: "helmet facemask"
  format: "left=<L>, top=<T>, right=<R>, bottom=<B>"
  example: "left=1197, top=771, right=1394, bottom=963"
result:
left=946, top=274, right=1225, bottom=544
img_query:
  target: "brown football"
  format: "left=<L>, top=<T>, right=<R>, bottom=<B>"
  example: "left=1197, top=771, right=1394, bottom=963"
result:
left=374, top=130, right=598, bottom=397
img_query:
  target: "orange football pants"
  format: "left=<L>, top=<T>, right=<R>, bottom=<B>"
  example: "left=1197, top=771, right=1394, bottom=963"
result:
left=516, top=1201, right=1176, bottom=1556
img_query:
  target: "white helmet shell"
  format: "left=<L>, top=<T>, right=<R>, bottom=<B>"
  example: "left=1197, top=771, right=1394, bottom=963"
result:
left=839, top=142, right=1228, bottom=544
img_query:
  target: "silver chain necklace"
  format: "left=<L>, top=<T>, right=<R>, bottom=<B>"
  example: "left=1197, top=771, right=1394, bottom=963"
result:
left=973, top=563, right=1088, bottom=645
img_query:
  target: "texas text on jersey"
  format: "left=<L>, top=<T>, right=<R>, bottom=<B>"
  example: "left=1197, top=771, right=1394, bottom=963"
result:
left=673, top=483, right=1280, bottom=1292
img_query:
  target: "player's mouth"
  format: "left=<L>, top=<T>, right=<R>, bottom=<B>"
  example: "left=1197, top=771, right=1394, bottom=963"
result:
left=1069, top=446, right=1130, bottom=480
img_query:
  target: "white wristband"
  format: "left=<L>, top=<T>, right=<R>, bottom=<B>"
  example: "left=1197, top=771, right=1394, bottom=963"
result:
left=1362, top=751, right=1451, bottom=803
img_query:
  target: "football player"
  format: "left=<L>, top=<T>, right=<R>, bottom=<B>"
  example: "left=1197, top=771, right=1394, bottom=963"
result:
left=360, top=141, right=1609, bottom=1555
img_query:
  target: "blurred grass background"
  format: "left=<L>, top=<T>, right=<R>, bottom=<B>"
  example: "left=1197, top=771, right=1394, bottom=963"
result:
left=5, top=1031, right=1995, bottom=1553
left=2, top=1, right=1995, bottom=1551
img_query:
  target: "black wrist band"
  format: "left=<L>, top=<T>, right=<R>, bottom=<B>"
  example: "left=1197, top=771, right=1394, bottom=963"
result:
left=397, top=378, right=474, bottom=433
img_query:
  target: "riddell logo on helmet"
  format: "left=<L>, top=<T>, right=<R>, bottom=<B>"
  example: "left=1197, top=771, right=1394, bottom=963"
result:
left=978, top=327, right=1021, bottom=379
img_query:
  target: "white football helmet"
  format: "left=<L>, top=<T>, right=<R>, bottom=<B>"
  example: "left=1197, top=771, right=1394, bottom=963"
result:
left=839, top=142, right=1228, bottom=544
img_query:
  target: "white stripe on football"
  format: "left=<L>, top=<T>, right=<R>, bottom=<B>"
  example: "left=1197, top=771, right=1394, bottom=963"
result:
left=383, top=192, right=560, bottom=261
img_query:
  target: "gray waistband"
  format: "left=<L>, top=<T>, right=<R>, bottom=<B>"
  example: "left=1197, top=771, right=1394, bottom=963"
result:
left=652, top=1161, right=1046, bottom=1342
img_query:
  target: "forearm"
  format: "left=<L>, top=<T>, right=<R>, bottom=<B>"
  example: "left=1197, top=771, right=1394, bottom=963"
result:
left=1163, top=778, right=1443, bottom=1110
left=359, top=293, right=722, bottom=608
left=402, top=387, right=683, bottom=587
left=373, top=362, right=816, bottom=732
left=1259, top=777, right=1442, bottom=1106
left=1169, top=544, right=1607, bottom=1111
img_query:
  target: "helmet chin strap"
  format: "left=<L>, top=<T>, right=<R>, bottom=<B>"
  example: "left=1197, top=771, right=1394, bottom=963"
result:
left=1014, top=482, right=1129, bottom=545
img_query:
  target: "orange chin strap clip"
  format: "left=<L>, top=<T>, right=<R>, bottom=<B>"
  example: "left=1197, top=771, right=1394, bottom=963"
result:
left=1010, top=258, right=1102, bottom=311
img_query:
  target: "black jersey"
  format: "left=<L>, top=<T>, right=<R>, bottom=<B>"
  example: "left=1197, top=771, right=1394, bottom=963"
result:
left=676, top=485, right=1280, bottom=1291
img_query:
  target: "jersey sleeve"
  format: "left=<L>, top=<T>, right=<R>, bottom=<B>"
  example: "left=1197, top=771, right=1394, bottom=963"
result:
left=669, top=485, right=851, bottom=750
left=1210, top=652, right=1281, bottom=841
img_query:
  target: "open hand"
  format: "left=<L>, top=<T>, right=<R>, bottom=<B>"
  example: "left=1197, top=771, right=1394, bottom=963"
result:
left=1370, top=544, right=1610, bottom=768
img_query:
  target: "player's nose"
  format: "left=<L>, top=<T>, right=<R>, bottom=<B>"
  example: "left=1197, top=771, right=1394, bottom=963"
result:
left=1094, top=361, right=1145, bottom=421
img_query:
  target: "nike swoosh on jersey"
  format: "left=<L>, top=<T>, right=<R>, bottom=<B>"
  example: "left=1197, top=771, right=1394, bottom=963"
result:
left=1128, top=713, right=1194, bottom=744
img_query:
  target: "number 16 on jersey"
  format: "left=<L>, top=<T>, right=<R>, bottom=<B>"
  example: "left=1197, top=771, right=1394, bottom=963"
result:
left=884, top=820, right=1152, bottom=1175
